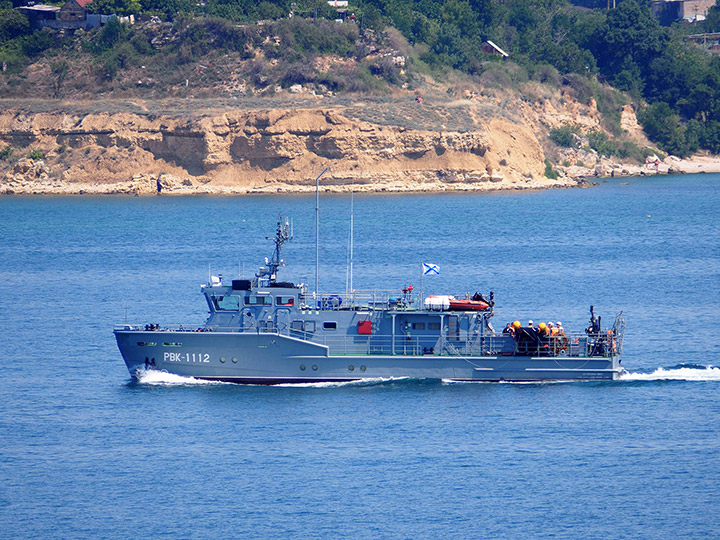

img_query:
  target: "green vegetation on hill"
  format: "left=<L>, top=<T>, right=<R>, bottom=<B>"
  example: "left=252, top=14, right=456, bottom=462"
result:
left=1, top=0, right=720, bottom=157
left=360, top=0, right=720, bottom=156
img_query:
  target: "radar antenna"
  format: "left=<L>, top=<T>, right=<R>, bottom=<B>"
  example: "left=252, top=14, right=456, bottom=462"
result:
left=257, top=215, right=293, bottom=284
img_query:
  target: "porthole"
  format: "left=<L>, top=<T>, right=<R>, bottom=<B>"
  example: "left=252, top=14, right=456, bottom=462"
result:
left=300, top=364, right=306, bottom=371
left=232, top=357, right=238, bottom=363
left=360, top=365, right=367, bottom=371
left=312, top=364, right=318, bottom=371
left=348, top=365, right=355, bottom=371
left=220, top=356, right=226, bottom=363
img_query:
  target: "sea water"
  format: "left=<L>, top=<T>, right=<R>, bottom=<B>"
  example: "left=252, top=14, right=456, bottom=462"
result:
left=1, top=175, right=719, bottom=539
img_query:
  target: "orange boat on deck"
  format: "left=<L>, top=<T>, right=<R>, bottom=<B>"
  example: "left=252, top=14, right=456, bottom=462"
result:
left=448, top=299, right=491, bottom=311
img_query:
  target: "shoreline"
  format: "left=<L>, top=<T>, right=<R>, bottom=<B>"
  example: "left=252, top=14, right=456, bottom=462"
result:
left=3, top=153, right=719, bottom=197
left=1, top=175, right=591, bottom=196
left=561, top=152, right=720, bottom=180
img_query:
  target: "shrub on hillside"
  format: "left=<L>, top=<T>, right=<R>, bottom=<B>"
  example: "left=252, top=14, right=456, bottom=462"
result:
left=141, top=0, right=195, bottom=20
left=587, top=130, right=618, bottom=157
left=368, top=57, right=403, bottom=85
left=549, top=125, right=579, bottom=148
left=280, top=60, right=317, bottom=86
left=0, top=9, right=29, bottom=45
left=276, top=19, right=358, bottom=57
left=561, top=74, right=594, bottom=105
left=544, top=159, right=559, bottom=179
left=96, top=17, right=127, bottom=52
left=637, top=102, right=689, bottom=157
left=531, top=64, right=561, bottom=87
left=182, top=17, right=254, bottom=56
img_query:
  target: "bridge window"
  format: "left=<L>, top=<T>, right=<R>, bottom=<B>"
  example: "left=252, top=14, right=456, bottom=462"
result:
left=276, top=296, right=295, bottom=306
left=323, top=321, right=337, bottom=330
left=412, top=323, right=426, bottom=330
left=213, top=295, right=240, bottom=311
left=244, top=295, right=272, bottom=306
left=428, top=322, right=441, bottom=330
left=305, top=321, right=316, bottom=332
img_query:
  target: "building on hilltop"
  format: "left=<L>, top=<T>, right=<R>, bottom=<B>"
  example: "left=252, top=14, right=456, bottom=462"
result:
left=481, top=40, right=509, bottom=59
left=15, top=0, right=124, bottom=30
left=686, top=32, right=720, bottom=53
left=15, top=4, right=60, bottom=26
left=58, top=0, right=88, bottom=22
left=651, top=0, right=716, bottom=23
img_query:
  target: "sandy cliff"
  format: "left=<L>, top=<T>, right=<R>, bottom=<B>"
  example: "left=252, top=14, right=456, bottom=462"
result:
left=0, top=95, right=585, bottom=195
left=4, top=91, right=709, bottom=196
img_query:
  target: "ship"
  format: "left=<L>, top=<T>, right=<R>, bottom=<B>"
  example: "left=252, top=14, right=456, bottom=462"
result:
left=114, top=215, right=626, bottom=384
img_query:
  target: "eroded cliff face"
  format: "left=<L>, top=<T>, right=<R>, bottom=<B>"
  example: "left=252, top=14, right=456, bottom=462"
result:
left=0, top=101, right=576, bottom=195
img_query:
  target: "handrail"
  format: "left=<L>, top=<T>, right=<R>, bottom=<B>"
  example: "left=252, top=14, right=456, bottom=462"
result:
left=299, top=289, right=418, bottom=310
left=115, top=324, right=622, bottom=358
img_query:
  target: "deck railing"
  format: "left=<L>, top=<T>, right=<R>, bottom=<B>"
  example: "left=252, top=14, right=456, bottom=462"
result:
left=298, top=289, right=418, bottom=311
left=115, top=324, right=622, bottom=358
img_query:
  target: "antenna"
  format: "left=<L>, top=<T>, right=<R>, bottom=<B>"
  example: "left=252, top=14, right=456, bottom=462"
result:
left=350, top=191, right=354, bottom=294
left=345, top=192, right=353, bottom=295
left=315, top=167, right=328, bottom=295
left=258, top=215, right=292, bottom=285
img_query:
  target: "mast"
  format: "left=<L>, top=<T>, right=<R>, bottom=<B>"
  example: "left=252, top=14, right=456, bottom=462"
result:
left=350, top=191, right=354, bottom=293
left=258, top=215, right=292, bottom=285
left=346, top=191, right=354, bottom=295
left=315, top=167, right=328, bottom=295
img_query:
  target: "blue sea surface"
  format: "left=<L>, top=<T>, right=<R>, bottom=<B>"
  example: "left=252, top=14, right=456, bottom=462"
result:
left=1, top=174, right=719, bottom=539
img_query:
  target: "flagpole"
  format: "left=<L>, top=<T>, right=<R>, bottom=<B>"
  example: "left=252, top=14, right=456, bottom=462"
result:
left=421, top=262, right=424, bottom=308
left=315, top=167, right=328, bottom=296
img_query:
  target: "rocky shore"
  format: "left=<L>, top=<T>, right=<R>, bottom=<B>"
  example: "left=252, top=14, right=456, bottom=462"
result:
left=1, top=97, right=718, bottom=197
left=1, top=158, right=585, bottom=196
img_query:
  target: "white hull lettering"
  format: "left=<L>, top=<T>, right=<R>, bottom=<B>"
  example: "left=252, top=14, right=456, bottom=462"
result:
left=164, top=352, right=210, bottom=363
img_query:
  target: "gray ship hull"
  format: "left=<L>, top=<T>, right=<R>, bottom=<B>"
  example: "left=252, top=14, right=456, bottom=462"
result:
left=115, top=330, right=622, bottom=383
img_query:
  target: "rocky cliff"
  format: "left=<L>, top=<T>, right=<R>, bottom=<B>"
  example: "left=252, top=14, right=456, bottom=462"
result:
left=0, top=92, right=638, bottom=195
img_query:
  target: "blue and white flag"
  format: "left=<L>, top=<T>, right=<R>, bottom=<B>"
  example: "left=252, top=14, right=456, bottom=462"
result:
left=423, top=263, right=440, bottom=275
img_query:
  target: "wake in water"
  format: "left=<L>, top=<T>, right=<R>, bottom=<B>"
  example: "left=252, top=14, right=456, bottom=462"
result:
left=134, top=369, right=229, bottom=386
left=132, top=366, right=720, bottom=387
left=133, top=370, right=410, bottom=388
left=619, top=365, right=720, bottom=381
left=444, top=365, right=720, bottom=385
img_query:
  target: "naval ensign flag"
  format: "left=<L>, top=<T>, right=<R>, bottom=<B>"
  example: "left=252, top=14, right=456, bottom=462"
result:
left=421, top=263, right=439, bottom=301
